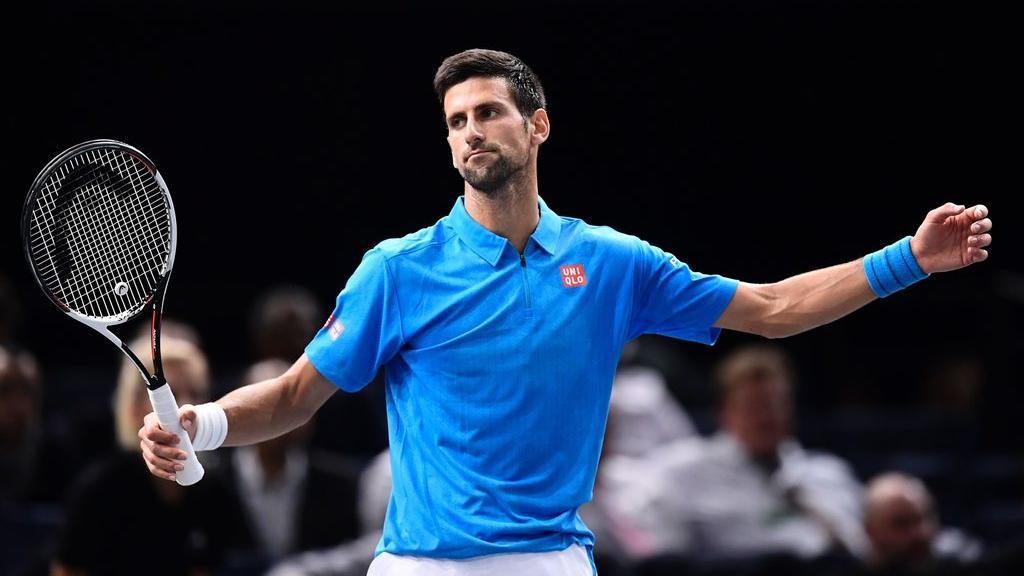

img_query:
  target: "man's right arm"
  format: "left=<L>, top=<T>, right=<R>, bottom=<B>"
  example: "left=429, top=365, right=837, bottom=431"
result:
left=139, top=353, right=336, bottom=481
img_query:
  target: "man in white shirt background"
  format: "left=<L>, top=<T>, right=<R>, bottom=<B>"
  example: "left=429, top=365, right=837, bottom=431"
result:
left=638, top=344, right=868, bottom=573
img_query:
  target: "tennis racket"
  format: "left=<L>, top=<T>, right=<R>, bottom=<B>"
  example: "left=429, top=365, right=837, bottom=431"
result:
left=21, top=139, right=203, bottom=486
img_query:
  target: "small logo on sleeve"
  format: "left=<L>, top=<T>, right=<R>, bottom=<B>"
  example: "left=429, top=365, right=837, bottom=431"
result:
left=328, top=319, right=345, bottom=340
left=323, top=313, right=335, bottom=329
left=560, top=264, right=587, bottom=288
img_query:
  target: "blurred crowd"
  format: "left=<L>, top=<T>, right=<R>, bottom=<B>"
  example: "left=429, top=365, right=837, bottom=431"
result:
left=2, top=268, right=1022, bottom=576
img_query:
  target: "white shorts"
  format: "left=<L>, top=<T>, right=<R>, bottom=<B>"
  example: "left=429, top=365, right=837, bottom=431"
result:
left=366, top=544, right=594, bottom=576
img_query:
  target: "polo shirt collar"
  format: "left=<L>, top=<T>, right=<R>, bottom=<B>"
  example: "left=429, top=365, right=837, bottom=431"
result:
left=533, top=196, right=561, bottom=256
left=448, top=195, right=562, bottom=267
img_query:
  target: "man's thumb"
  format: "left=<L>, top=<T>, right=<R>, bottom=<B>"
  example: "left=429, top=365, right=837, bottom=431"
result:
left=928, top=202, right=965, bottom=223
left=179, top=404, right=197, bottom=439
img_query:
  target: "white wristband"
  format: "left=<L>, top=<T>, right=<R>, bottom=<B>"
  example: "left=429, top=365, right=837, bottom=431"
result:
left=190, top=402, right=228, bottom=451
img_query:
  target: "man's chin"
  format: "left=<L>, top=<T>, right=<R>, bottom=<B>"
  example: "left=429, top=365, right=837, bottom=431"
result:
left=461, top=158, right=525, bottom=194
left=463, top=171, right=507, bottom=194
left=471, top=184, right=504, bottom=195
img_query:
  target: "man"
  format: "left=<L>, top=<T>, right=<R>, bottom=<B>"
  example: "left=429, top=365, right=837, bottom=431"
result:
left=635, top=344, right=868, bottom=567
left=862, top=472, right=983, bottom=575
left=227, top=359, right=361, bottom=562
left=139, top=49, right=993, bottom=575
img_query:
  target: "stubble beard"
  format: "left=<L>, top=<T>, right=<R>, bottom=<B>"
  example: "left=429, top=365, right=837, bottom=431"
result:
left=461, top=149, right=530, bottom=198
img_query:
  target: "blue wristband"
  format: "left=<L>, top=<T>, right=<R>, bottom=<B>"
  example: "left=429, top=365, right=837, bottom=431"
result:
left=863, top=236, right=929, bottom=298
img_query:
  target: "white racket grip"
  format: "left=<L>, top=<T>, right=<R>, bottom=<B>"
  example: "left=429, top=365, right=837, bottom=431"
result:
left=148, top=385, right=205, bottom=486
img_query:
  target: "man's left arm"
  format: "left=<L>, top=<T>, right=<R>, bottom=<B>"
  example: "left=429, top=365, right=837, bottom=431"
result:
left=715, top=203, right=991, bottom=338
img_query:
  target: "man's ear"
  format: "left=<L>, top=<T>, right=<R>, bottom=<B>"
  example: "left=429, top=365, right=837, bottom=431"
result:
left=529, top=109, right=550, bottom=145
left=447, top=135, right=459, bottom=169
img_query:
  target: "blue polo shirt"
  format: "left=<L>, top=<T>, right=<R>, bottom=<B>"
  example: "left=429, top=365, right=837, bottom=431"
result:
left=306, top=196, right=738, bottom=560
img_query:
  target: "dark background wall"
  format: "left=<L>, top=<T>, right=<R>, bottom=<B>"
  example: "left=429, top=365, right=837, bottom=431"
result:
left=2, top=1, right=1018, bottom=463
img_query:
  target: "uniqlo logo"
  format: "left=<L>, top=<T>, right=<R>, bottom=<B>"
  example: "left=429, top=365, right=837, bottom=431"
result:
left=323, top=313, right=335, bottom=329
left=328, top=319, right=345, bottom=340
left=560, top=264, right=587, bottom=288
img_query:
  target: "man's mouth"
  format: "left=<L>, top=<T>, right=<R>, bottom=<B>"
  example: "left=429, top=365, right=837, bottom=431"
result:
left=467, top=150, right=495, bottom=160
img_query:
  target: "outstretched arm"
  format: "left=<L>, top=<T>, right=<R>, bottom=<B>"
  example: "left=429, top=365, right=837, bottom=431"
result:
left=210, top=353, right=336, bottom=446
left=714, top=203, right=991, bottom=339
left=139, top=353, right=336, bottom=481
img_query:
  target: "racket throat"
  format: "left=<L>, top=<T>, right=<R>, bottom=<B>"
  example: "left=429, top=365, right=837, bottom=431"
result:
left=150, top=303, right=166, bottom=383
left=119, top=340, right=166, bottom=390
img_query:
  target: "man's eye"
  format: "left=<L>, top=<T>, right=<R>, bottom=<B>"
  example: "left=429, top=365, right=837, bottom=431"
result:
left=483, top=108, right=498, bottom=118
left=450, top=118, right=465, bottom=128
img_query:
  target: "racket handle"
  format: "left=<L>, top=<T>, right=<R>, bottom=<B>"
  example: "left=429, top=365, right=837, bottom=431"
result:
left=148, top=385, right=205, bottom=486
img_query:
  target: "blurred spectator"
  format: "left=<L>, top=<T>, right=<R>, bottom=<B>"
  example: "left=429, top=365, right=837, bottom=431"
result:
left=267, top=448, right=392, bottom=576
left=581, top=362, right=697, bottom=574
left=249, top=285, right=322, bottom=362
left=136, top=318, right=203, bottom=349
left=861, top=472, right=992, bottom=575
left=64, top=318, right=207, bottom=471
left=227, top=358, right=362, bottom=564
left=0, top=344, right=68, bottom=505
left=604, top=364, right=697, bottom=460
left=247, top=284, right=388, bottom=463
left=638, top=343, right=868, bottom=567
left=51, top=336, right=242, bottom=576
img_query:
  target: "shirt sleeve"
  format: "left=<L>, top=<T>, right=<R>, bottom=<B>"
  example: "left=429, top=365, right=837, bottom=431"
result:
left=628, top=239, right=738, bottom=344
left=306, top=249, right=405, bottom=392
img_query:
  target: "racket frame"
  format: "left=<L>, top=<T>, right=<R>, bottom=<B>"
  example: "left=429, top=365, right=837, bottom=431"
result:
left=21, top=140, right=203, bottom=485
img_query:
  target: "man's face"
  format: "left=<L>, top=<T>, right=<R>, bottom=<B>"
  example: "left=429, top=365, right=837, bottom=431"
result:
left=867, top=492, right=937, bottom=569
left=443, top=77, right=535, bottom=193
left=722, top=377, right=791, bottom=458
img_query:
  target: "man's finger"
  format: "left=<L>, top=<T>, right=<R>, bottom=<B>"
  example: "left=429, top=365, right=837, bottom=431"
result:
left=970, top=218, right=992, bottom=234
left=145, top=462, right=176, bottom=482
left=970, top=204, right=988, bottom=220
left=138, top=424, right=174, bottom=444
left=968, top=234, right=992, bottom=248
left=179, top=407, right=198, bottom=442
left=145, top=438, right=189, bottom=461
left=968, top=247, right=989, bottom=263
left=139, top=418, right=180, bottom=445
left=144, top=427, right=180, bottom=445
left=143, top=449, right=185, bottom=476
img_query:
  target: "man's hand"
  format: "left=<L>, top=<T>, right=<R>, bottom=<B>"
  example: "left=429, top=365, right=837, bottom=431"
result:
left=910, top=203, right=991, bottom=274
left=138, top=407, right=197, bottom=482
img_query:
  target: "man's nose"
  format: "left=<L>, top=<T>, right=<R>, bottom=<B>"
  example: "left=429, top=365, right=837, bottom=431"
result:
left=464, top=117, right=484, bottom=145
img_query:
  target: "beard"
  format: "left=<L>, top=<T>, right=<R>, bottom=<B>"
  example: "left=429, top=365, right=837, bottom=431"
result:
left=460, top=149, right=529, bottom=194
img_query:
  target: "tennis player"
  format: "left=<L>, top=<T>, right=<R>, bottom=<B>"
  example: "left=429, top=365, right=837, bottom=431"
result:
left=139, top=49, right=992, bottom=575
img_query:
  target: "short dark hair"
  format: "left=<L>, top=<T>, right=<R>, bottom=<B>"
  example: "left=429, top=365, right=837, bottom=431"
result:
left=433, top=49, right=546, bottom=119
left=714, top=343, right=795, bottom=401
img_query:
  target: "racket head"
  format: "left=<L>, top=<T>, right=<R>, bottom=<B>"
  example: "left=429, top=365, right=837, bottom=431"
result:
left=21, top=140, right=177, bottom=326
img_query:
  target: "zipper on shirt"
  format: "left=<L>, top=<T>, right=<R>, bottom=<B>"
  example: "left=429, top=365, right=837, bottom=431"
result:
left=519, top=251, right=533, bottom=309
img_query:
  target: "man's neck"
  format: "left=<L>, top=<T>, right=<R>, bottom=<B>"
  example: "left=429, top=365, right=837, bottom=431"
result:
left=464, top=177, right=539, bottom=254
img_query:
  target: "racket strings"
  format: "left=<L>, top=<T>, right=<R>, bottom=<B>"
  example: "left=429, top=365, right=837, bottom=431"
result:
left=35, top=157, right=152, bottom=316
left=46, top=172, right=166, bottom=316
left=27, top=147, right=172, bottom=320
left=59, top=149, right=169, bottom=316
left=60, top=182, right=155, bottom=313
left=59, top=151, right=166, bottom=311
